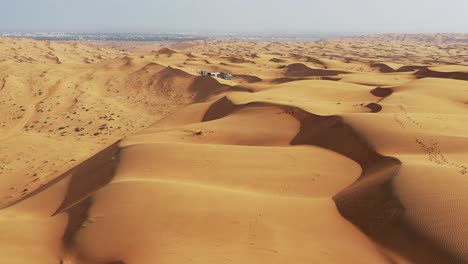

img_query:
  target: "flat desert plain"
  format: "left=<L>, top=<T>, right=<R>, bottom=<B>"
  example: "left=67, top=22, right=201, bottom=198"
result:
left=0, top=34, right=467, bottom=264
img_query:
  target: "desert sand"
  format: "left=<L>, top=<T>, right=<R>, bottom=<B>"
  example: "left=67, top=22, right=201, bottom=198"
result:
left=0, top=34, right=467, bottom=263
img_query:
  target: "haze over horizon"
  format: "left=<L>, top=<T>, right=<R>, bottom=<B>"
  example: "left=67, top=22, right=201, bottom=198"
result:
left=1, top=0, right=468, bottom=34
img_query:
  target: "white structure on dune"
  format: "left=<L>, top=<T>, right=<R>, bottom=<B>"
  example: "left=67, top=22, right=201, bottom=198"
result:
left=200, top=70, right=233, bottom=80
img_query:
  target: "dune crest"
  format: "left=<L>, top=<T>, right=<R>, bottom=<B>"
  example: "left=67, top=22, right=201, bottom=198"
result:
left=285, top=63, right=347, bottom=77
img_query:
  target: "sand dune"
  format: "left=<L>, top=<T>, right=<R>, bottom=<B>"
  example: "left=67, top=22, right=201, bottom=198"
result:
left=1, top=35, right=468, bottom=264
left=284, top=63, right=347, bottom=77
left=371, top=62, right=396, bottom=73
left=153, top=47, right=178, bottom=56
left=415, top=68, right=468, bottom=81
left=233, top=74, right=262, bottom=83
left=269, top=58, right=286, bottom=63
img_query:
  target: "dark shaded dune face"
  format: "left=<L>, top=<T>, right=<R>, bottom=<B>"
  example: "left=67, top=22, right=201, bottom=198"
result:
left=288, top=53, right=305, bottom=60
left=266, top=52, right=283, bottom=56
left=287, top=109, right=385, bottom=167
left=321, top=76, right=341, bottom=81
left=269, top=58, right=286, bottom=63
left=55, top=143, right=121, bottom=249
left=415, top=68, right=468, bottom=81
left=304, top=56, right=327, bottom=68
left=234, top=74, right=262, bottom=83
left=0, top=142, right=121, bottom=211
left=185, top=52, right=197, bottom=58
left=54, top=142, right=121, bottom=215
left=61, top=197, right=93, bottom=248
left=365, top=103, right=382, bottom=113
left=395, top=65, right=427, bottom=72
left=370, top=63, right=394, bottom=73
left=0, top=77, right=6, bottom=91
left=202, top=96, right=237, bottom=122
left=285, top=63, right=347, bottom=77
left=371, top=87, right=393, bottom=97
left=36, top=142, right=121, bottom=249
left=45, top=54, right=62, bottom=64
left=188, top=76, right=228, bottom=102
left=202, top=97, right=277, bottom=122
left=117, top=56, right=135, bottom=68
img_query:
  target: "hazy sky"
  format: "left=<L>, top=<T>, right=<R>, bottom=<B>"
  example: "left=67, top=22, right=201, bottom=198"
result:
left=1, top=0, right=467, bottom=33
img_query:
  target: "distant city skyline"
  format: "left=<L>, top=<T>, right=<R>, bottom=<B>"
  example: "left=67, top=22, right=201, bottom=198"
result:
left=1, top=0, right=468, bottom=33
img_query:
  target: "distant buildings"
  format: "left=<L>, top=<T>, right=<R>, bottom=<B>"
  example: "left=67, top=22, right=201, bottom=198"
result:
left=200, top=70, right=233, bottom=80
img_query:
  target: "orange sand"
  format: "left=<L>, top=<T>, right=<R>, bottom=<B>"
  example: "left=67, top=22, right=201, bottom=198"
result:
left=0, top=34, right=467, bottom=263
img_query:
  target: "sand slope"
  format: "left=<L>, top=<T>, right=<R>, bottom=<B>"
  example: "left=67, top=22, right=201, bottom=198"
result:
left=1, top=35, right=468, bottom=264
